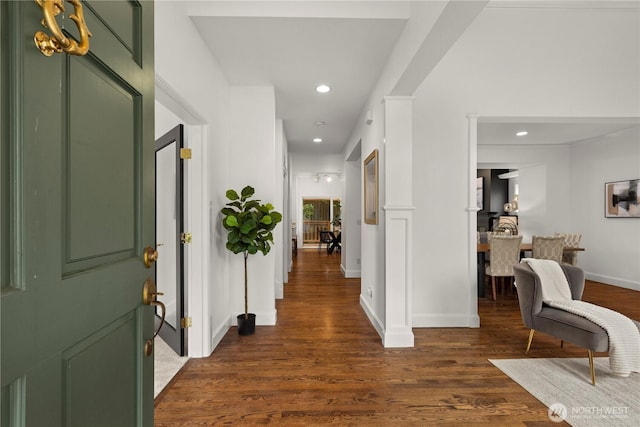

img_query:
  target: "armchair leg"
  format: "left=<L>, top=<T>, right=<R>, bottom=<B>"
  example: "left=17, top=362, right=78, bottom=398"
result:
left=525, top=329, right=535, bottom=354
left=560, top=340, right=564, bottom=348
left=588, top=350, right=596, bottom=386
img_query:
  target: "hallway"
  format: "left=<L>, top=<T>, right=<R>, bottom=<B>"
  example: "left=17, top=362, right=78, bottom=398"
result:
left=154, top=249, right=638, bottom=425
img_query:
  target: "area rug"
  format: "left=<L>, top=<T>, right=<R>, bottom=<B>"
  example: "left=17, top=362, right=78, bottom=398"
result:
left=154, top=338, right=189, bottom=398
left=489, top=357, right=639, bottom=426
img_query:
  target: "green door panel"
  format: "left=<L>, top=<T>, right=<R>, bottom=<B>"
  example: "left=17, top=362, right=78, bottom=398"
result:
left=86, top=1, right=137, bottom=52
left=65, top=55, right=138, bottom=270
left=62, top=312, right=138, bottom=427
left=1, top=1, right=155, bottom=425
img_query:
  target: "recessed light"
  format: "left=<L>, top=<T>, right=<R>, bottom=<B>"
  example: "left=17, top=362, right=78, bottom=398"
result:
left=516, top=131, right=528, bottom=136
left=315, top=121, right=325, bottom=127
left=315, top=84, right=331, bottom=93
left=313, top=138, right=323, bottom=143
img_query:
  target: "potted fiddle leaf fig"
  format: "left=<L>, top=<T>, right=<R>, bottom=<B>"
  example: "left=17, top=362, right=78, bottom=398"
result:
left=221, top=186, right=282, bottom=335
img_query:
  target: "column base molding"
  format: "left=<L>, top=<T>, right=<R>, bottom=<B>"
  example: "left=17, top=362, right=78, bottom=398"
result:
left=383, top=327, right=415, bottom=348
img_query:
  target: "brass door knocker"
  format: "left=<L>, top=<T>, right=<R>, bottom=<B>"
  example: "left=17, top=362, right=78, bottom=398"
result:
left=34, top=0, right=92, bottom=56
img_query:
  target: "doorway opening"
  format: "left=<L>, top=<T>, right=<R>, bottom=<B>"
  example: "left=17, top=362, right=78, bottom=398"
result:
left=302, top=198, right=341, bottom=247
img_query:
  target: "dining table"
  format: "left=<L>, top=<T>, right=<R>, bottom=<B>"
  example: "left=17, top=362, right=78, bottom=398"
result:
left=476, top=242, right=585, bottom=298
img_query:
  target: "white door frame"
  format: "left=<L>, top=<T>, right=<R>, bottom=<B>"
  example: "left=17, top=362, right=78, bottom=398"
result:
left=155, top=74, right=209, bottom=357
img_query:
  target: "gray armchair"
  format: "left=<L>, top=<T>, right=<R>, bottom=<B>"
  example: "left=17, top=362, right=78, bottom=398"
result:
left=512, top=263, right=608, bottom=385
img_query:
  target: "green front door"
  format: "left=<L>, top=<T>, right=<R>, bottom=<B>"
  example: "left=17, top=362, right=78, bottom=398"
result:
left=1, top=1, right=155, bottom=425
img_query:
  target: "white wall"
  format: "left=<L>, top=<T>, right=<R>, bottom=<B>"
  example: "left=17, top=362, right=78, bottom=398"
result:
left=570, top=127, right=640, bottom=290
left=155, top=101, right=180, bottom=137
left=291, top=153, right=344, bottom=175
left=228, top=86, right=278, bottom=325
left=411, top=6, right=640, bottom=326
left=478, top=144, right=572, bottom=240
left=342, top=2, right=449, bottom=335
left=155, top=1, right=231, bottom=357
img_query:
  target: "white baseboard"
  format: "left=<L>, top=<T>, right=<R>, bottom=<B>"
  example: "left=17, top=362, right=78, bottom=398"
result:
left=206, top=318, right=230, bottom=357
left=585, top=272, right=640, bottom=291
left=341, top=264, right=361, bottom=278
left=359, top=295, right=384, bottom=340
left=413, top=313, right=480, bottom=328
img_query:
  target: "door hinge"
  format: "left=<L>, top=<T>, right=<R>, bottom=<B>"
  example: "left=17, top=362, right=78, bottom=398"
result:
left=180, top=148, right=192, bottom=159
left=181, top=232, right=192, bottom=244
left=181, top=317, right=192, bottom=329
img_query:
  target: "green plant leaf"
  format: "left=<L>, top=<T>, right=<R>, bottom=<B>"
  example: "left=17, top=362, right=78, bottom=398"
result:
left=270, top=211, right=282, bottom=223
left=244, top=200, right=260, bottom=211
left=240, top=218, right=257, bottom=234
left=221, top=207, right=238, bottom=216
left=225, top=216, right=239, bottom=228
left=225, top=201, right=242, bottom=209
left=226, top=241, right=243, bottom=254
left=260, top=215, right=272, bottom=225
left=228, top=229, right=241, bottom=243
left=226, top=189, right=239, bottom=201
left=240, top=186, right=255, bottom=201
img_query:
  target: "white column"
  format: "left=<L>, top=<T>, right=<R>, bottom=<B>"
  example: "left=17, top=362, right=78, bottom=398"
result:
left=382, top=96, right=415, bottom=348
left=467, top=116, right=480, bottom=328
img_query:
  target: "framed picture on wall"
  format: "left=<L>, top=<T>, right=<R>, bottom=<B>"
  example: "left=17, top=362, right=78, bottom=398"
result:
left=605, top=179, right=640, bottom=217
left=364, top=149, right=378, bottom=224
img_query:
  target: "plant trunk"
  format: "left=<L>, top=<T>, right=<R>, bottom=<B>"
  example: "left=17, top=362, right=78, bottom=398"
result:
left=243, top=251, right=249, bottom=319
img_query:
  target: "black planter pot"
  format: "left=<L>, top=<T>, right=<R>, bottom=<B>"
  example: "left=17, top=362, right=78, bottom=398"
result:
left=237, top=313, right=256, bottom=336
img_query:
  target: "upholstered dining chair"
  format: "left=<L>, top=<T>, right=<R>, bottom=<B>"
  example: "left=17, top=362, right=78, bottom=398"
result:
left=485, top=235, right=523, bottom=301
left=555, top=233, right=582, bottom=265
left=532, top=235, right=564, bottom=263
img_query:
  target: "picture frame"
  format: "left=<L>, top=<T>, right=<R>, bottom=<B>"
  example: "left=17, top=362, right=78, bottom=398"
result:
left=364, top=149, right=379, bottom=224
left=605, top=179, right=639, bottom=218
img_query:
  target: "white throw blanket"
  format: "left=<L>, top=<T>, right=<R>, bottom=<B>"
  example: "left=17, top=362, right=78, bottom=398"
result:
left=522, top=258, right=573, bottom=301
left=522, top=258, right=640, bottom=377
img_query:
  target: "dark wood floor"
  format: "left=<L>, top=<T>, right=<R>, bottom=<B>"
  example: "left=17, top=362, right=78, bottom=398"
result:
left=154, top=249, right=639, bottom=426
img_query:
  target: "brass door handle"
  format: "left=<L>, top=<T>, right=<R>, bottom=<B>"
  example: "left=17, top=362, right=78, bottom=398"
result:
left=142, top=278, right=166, bottom=356
left=143, top=246, right=158, bottom=268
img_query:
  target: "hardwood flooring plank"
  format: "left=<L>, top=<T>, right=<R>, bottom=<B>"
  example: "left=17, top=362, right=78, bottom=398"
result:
left=155, top=249, right=639, bottom=425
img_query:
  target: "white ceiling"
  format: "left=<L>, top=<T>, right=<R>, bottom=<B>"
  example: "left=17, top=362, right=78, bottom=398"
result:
left=190, top=3, right=408, bottom=155
left=187, top=1, right=639, bottom=156
left=478, top=119, right=640, bottom=145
